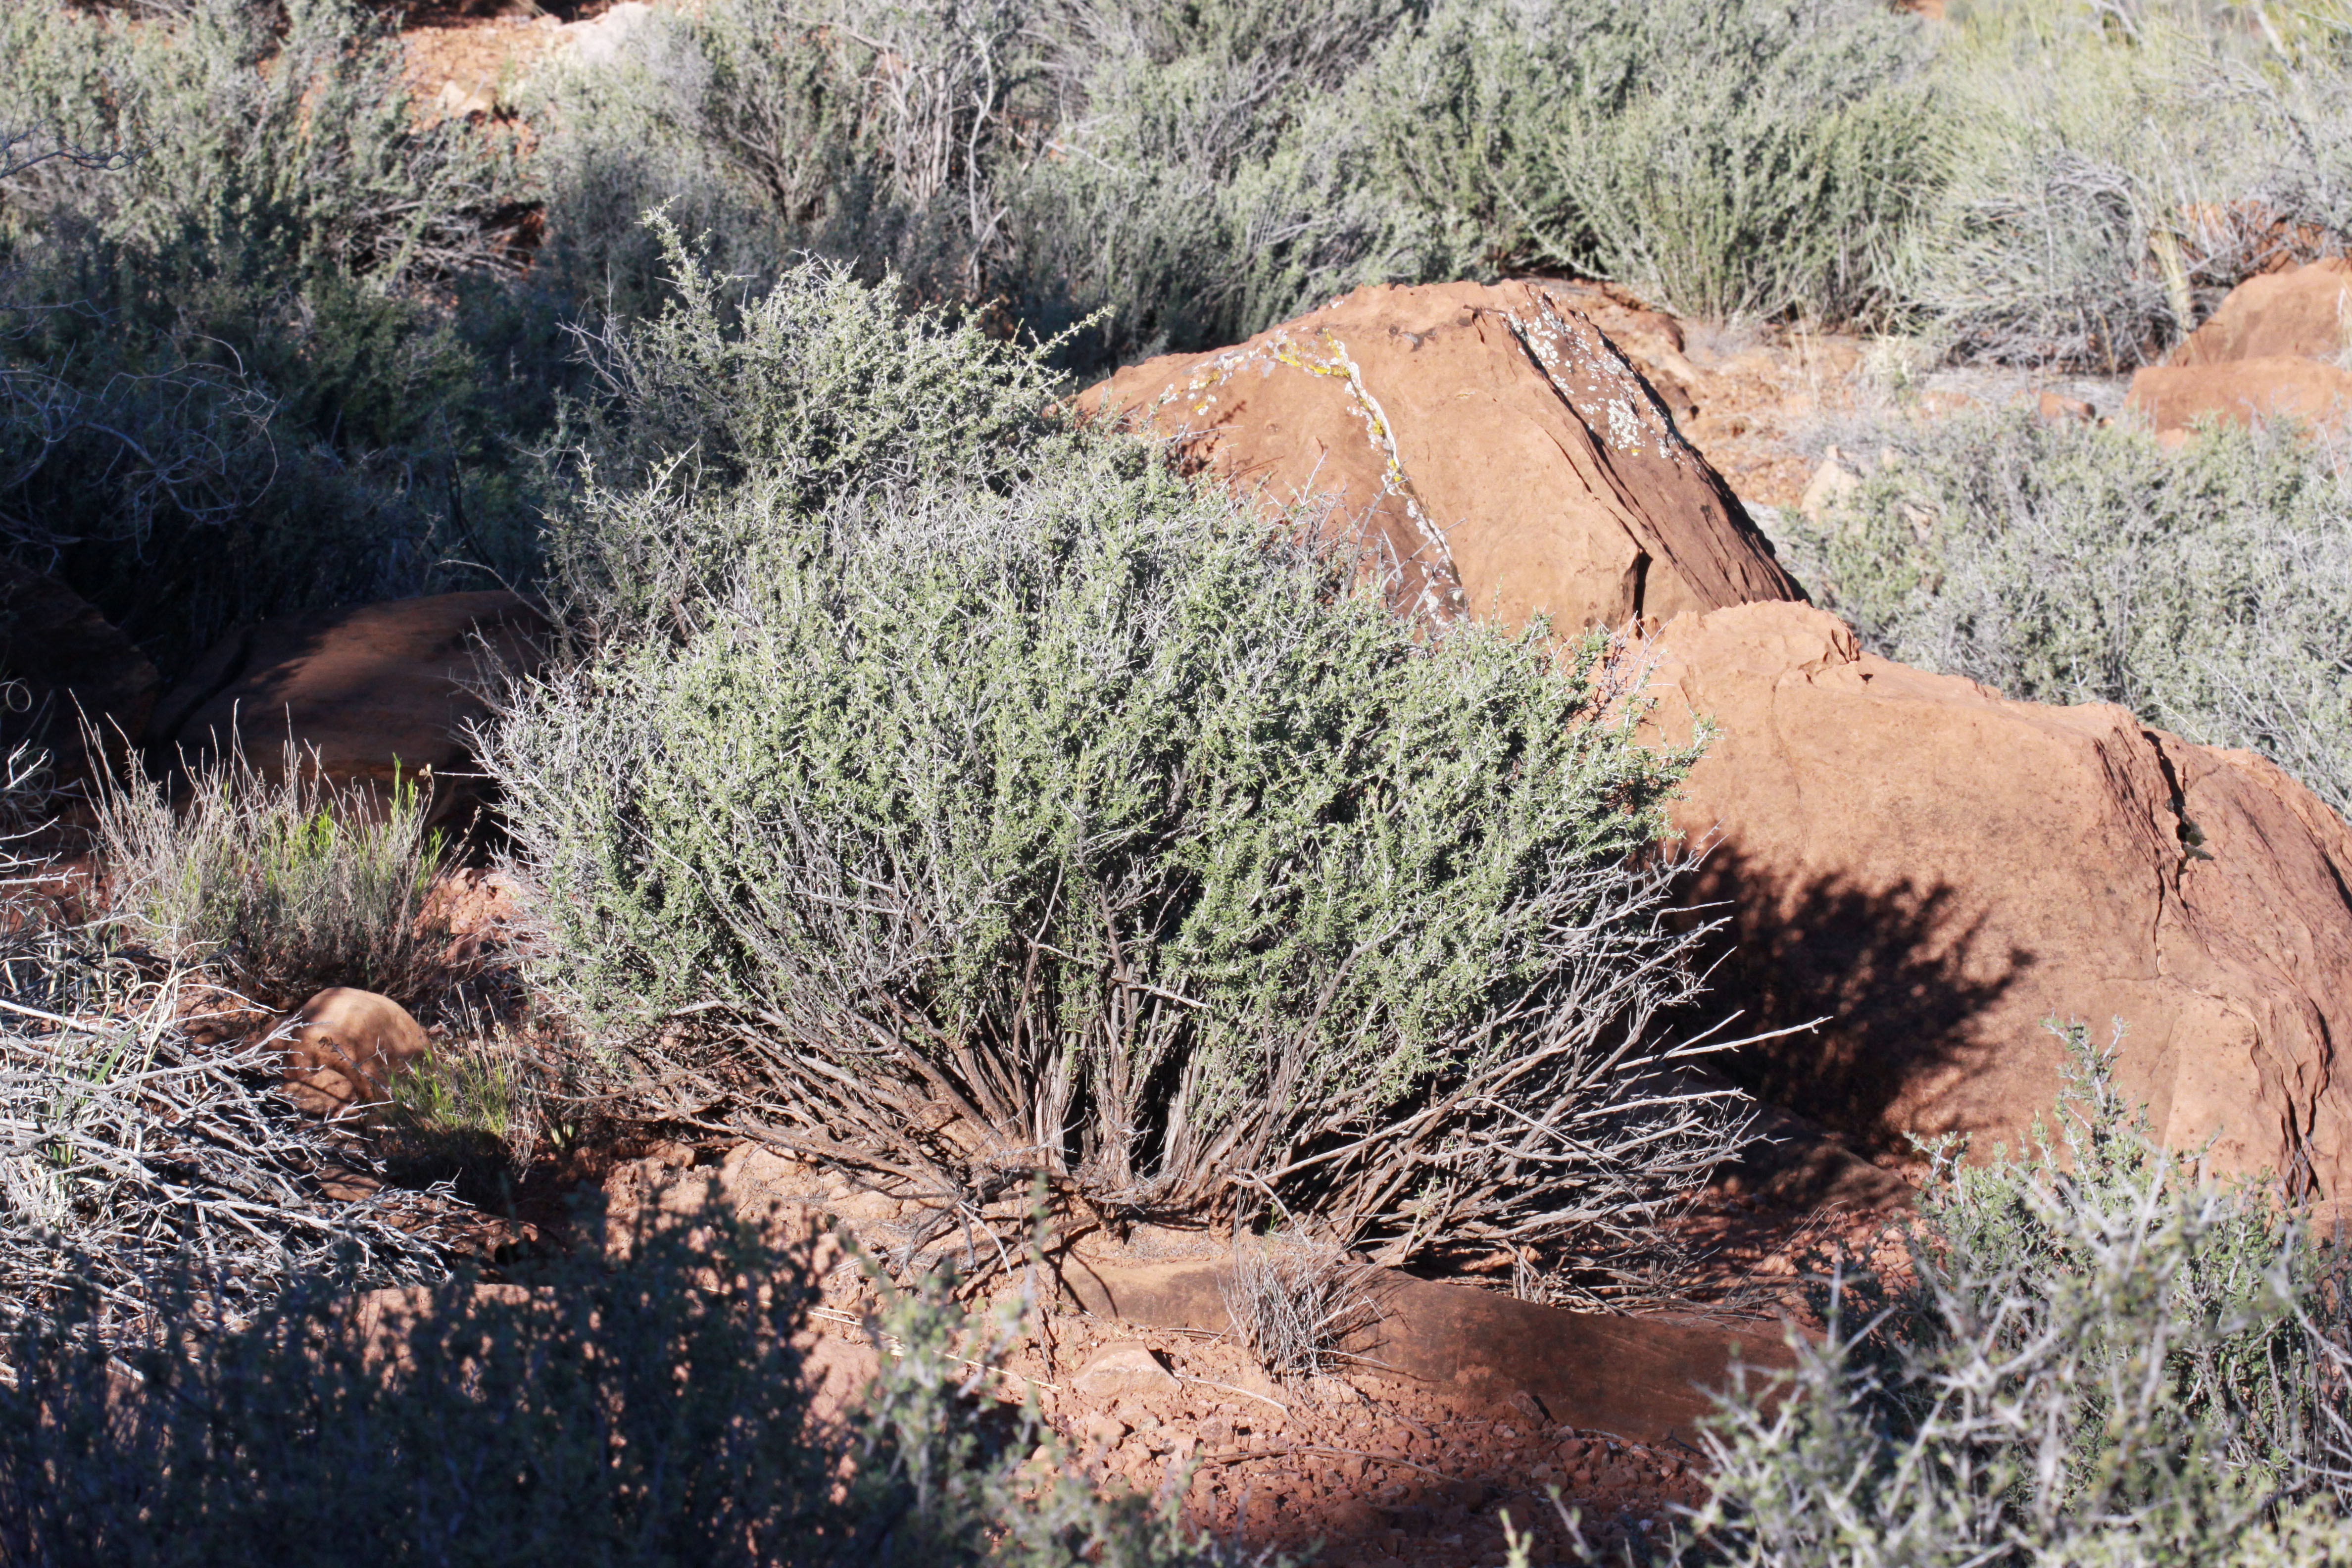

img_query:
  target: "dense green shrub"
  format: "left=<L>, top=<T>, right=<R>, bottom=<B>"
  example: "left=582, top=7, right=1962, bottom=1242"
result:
left=486, top=247, right=1749, bottom=1299
left=1359, top=0, right=1939, bottom=325
left=1682, top=1026, right=2352, bottom=1567
left=1785, top=409, right=2352, bottom=817
left=0, top=1203, right=1221, bottom=1567
left=0, top=0, right=549, bottom=667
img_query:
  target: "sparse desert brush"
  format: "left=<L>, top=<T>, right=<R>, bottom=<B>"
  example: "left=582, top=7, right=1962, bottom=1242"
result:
left=0, top=742, right=447, bottom=1350
left=1786, top=407, right=2352, bottom=817
left=485, top=238, right=1758, bottom=1303
left=93, top=745, right=458, bottom=1010
left=528, top=0, right=1959, bottom=366
left=1222, top=1225, right=1379, bottom=1384
left=1681, top=1025, right=2352, bottom=1567
left=1908, top=0, right=2352, bottom=369
left=525, top=0, right=1423, bottom=370
left=380, top=1022, right=547, bottom=1208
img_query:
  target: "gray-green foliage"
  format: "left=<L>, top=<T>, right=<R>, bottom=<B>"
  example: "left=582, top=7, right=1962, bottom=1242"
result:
left=0, top=1203, right=1225, bottom=1567
left=1683, top=1026, right=2352, bottom=1567
left=529, top=0, right=1429, bottom=369
left=1360, top=0, right=1938, bottom=325
left=0, top=0, right=546, bottom=665
left=93, top=748, right=454, bottom=1010
left=997, top=0, right=1431, bottom=363
left=560, top=222, right=1064, bottom=522
left=1908, top=0, right=2352, bottom=370
left=1786, top=408, right=2352, bottom=817
left=488, top=247, right=1745, bottom=1295
left=529, top=0, right=1947, bottom=368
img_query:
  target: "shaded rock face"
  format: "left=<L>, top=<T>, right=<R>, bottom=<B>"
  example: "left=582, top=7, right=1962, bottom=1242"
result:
left=0, top=559, right=160, bottom=783
left=1646, top=601, right=2352, bottom=1203
left=153, top=591, right=544, bottom=814
left=1080, top=280, right=1803, bottom=633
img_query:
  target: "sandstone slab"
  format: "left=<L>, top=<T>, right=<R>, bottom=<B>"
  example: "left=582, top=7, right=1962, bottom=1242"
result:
left=1080, top=280, right=1802, bottom=632
left=154, top=591, right=544, bottom=818
left=1645, top=601, right=2352, bottom=1202
left=2126, top=355, right=2352, bottom=435
left=1054, top=1251, right=1789, bottom=1444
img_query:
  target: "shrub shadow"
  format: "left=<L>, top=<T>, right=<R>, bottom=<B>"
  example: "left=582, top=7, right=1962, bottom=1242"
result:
left=1674, top=843, right=2033, bottom=1157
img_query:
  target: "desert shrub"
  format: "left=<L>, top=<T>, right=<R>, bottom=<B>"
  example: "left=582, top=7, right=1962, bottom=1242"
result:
left=1786, top=408, right=2352, bottom=817
left=1358, top=0, right=1939, bottom=325
left=94, top=749, right=456, bottom=1010
left=558, top=225, right=1065, bottom=521
left=992, top=0, right=1430, bottom=366
left=0, top=0, right=548, bottom=666
left=1221, top=1226, right=1378, bottom=1383
left=487, top=246, right=1754, bottom=1302
left=0, top=1202, right=1223, bottom=1567
left=532, top=0, right=1947, bottom=365
left=0, top=743, right=447, bottom=1348
left=1908, top=0, right=2352, bottom=370
left=1682, top=1026, right=2352, bottom=1567
left=526, top=0, right=1426, bottom=371
left=0, top=961, right=451, bottom=1351
left=539, top=231, right=1074, bottom=651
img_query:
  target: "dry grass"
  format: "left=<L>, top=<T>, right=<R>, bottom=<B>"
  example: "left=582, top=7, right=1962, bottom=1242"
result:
left=92, top=742, right=460, bottom=1011
left=1221, top=1226, right=1380, bottom=1383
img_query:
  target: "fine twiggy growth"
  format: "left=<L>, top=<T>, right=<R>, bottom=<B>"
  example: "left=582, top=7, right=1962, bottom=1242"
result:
left=1222, top=1226, right=1380, bottom=1383
left=0, top=744, right=448, bottom=1350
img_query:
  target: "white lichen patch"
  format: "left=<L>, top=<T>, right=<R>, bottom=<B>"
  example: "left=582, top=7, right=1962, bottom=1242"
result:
left=1129, top=329, right=1468, bottom=624
left=1506, top=291, right=1690, bottom=469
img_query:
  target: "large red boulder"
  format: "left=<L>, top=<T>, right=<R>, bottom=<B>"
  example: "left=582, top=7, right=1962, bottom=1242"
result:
left=2170, top=257, right=2352, bottom=365
left=1080, top=281, right=1802, bottom=632
left=1645, top=601, right=2352, bottom=1203
left=153, top=591, right=543, bottom=811
left=2127, top=257, right=2352, bottom=435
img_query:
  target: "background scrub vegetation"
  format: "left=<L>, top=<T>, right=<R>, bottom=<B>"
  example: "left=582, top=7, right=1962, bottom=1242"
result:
left=2, top=0, right=2352, bottom=1563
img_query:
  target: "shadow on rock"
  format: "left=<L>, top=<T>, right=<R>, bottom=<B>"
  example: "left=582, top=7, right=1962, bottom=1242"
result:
left=1677, top=843, right=2032, bottom=1159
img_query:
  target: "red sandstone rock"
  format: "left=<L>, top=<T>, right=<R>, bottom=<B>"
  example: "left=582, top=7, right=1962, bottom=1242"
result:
left=155, top=590, right=543, bottom=813
left=280, top=985, right=433, bottom=1121
left=1079, top=280, right=1802, bottom=633
left=2127, top=355, right=2352, bottom=435
left=1071, top=1341, right=1180, bottom=1401
left=1643, top=601, right=2352, bottom=1204
left=2171, top=257, right=2352, bottom=365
